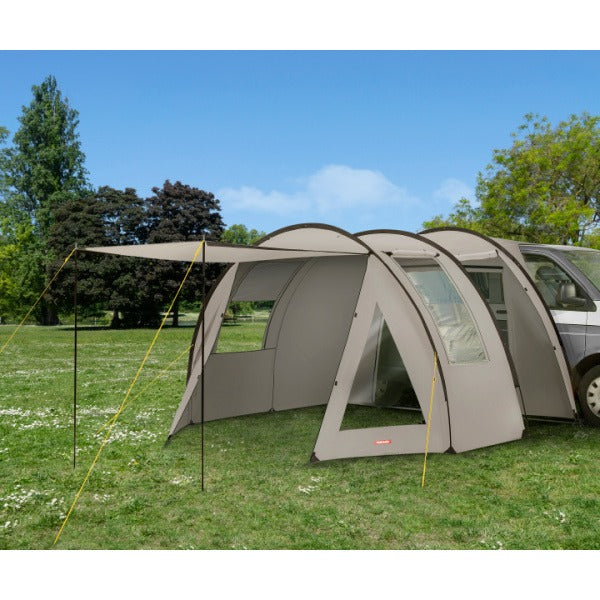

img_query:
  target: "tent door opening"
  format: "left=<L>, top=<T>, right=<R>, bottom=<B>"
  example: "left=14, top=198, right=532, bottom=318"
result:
left=344, top=306, right=424, bottom=429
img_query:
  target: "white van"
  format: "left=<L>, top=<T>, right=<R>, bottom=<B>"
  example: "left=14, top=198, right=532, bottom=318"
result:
left=518, top=243, right=600, bottom=426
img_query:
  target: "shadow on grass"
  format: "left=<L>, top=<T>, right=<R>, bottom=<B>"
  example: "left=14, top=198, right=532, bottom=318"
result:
left=56, top=324, right=198, bottom=331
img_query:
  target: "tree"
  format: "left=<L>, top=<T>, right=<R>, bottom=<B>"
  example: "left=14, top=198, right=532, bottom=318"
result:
left=0, top=75, right=90, bottom=324
left=221, top=224, right=266, bottom=246
left=44, top=191, right=106, bottom=317
left=422, top=198, right=484, bottom=232
left=0, top=221, right=40, bottom=322
left=0, top=126, right=9, bottom=198
left=423, top=113, right=600, bottom=246
left=93, top=187, right=149, bottom=327
left=0, top=126, right=17, bottom=320
left=45, top=182, right=227, bottom=328
left=2, top=75, right=89, bottom=236
left=46, top=186, right=150, bottom=327
left=145, top=181, right=225, bottom=326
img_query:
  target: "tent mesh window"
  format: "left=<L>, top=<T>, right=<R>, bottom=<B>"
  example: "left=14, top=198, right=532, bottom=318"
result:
left=400, top=261, right=487, bottom=364
left=214, top=300, right=275, bottom=353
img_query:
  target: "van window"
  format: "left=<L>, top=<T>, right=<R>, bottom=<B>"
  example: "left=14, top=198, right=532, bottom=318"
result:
left=557, top=249, right=600, bottom=291
left=467, top=268, right=509, bottom=348
left=468, top=270, right=504, bottom=304
left=523, top=254, right=587, bottom=311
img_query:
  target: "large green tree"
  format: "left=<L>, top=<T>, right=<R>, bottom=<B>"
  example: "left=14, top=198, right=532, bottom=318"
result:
left=0, top=125, right=45, bottom=321
left=0, top=126, right=14, bottom=319
left=145, top=180, right=226, bottom=326
left=221, top=224, right=266, bottom=246
left=0, top=76, right=90, bottom=324
left=46, top=186, right=151, bottom=327
left=424, top=113, right=600, bottom=246
left=1, top=76, right=89, bottom=234
left=0, top=221, right=39, bottom=322
left=45, top=182, right=228, bottom=328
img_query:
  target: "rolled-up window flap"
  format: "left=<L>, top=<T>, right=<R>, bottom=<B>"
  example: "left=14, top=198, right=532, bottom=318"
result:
left=455, top=249, right=499, bottom=261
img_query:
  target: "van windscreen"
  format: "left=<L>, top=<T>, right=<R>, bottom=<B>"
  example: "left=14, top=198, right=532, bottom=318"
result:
left=559, top=249, right=600, bottom=291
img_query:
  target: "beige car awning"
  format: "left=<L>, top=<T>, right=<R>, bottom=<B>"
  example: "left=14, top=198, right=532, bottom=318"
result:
left=83, top=240, right=365, bottom=263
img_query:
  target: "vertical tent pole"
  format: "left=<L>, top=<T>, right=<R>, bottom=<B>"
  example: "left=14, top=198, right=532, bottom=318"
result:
left=201, top=235, right=206, bottom=491
left=73, top=246, right=78, bottom=470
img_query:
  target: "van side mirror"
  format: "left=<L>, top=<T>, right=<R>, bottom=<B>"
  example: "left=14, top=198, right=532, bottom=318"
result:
left=556, top=282, right=587, bottom=308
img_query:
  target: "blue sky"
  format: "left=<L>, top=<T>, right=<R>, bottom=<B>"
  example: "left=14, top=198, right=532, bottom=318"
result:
left=1, top=51, right=600, bottom=234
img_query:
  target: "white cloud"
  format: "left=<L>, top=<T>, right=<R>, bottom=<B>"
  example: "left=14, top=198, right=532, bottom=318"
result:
left=216, top=186, right=304, bottom=215
left=433, top=178, right=474, bottom=204
left=218, top=164, right=419, bottom=216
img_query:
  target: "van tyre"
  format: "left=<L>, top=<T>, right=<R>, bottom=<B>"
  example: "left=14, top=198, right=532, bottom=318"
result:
left=578, top=366, right=600, bottom=427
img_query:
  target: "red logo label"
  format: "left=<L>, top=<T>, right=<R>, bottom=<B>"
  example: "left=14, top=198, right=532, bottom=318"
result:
left=374, top=439, right=391, bottom=445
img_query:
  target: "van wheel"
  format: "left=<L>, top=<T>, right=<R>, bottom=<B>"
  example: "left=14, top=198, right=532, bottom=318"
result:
left=578, top=366, right=600, bottom=426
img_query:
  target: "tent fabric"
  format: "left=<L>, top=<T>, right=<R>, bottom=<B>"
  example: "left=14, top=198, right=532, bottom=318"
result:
left=171, top=253, right=370, bottom=435
left=166, top=225, right=525, bottom=459
left=231, top=261, right=304, bottom=302
left=89, top=223, right=581, bottom=460
left=421, top=227, right=577, bottom=420
left=84, top=239, right=365, bottom=263
left=355, top=231, right=524, bottom=453
left=313, top=256, right=451, bottom=458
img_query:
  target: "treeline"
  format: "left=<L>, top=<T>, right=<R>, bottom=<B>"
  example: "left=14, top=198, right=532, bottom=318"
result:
left=5, top=76, right=599, bottom=326
left=0, top=76, right=264, bottom=327
left=46, top=182, right=225, bottom=327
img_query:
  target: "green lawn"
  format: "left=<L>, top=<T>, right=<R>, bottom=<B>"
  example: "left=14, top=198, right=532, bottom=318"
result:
left=1, top=324, right=600, bottom=549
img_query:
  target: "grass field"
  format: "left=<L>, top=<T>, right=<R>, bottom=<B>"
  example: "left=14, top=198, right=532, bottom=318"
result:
left=1, top=323, right=600, bottom=550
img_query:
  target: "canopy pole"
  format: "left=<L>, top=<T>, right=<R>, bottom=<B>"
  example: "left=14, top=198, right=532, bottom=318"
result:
left=73, top=247, right=78, bottom=470
left=201, top=235, right=206, bottom=492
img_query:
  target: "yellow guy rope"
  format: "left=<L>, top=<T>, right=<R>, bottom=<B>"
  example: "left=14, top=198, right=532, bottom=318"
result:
left=0, top=247, right=77, bottom=355
left=96, top=343, right=193, bottom=435
left=53, top=240, right=205, bottom=546
left=421, top=351, right=438, bottom=489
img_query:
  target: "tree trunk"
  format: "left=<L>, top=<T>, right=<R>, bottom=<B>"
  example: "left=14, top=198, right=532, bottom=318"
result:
left=40, top=300, right=60, bottom=326
left=110, top=309, right=121, bottom=329
left=172, top=300, right=179, bottom=327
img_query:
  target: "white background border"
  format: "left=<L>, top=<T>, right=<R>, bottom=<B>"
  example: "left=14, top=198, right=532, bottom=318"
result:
left=2, top=2, right=598, bottom=595
left=3, top=1, right=600, bottom=50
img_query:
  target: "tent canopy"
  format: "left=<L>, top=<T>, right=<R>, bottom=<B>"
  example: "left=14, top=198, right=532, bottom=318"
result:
left=84, top=239, right=365, bottom=263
